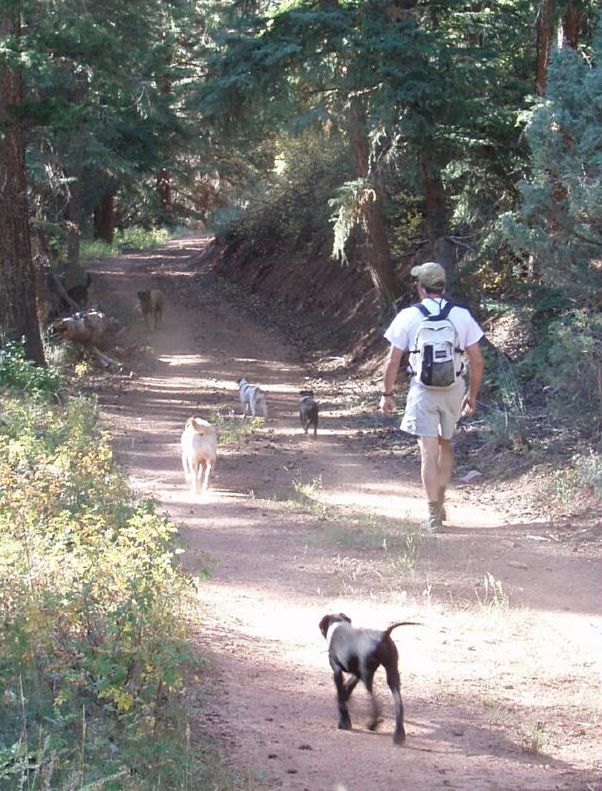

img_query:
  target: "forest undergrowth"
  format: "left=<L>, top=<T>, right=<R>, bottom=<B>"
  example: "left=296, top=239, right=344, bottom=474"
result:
left=0, top=342, right=235, bottom=789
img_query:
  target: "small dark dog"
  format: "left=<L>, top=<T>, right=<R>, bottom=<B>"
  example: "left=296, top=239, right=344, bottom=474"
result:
left=319, top=613, right=418, bottom=745
left=50, top=272, right=92, bottom=317
left=299, top=390, right=319, bottom=438
left=64, top=273, right=92, bottom=309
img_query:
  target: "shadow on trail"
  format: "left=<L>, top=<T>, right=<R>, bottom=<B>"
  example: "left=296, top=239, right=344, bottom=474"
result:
left=191, top=628, right=582, bottom=791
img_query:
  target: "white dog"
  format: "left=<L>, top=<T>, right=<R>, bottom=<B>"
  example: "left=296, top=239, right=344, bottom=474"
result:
left=237, top=378, right=268, bottom=418
left=180, top=417, right=217, bottom=494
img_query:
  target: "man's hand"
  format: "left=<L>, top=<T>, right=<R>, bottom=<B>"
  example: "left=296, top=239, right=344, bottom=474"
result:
left=380, top=394, right=394, bottom=416
left=463, top=342, right=484, bottom=418
left=380, top=346, right=403, bottom=417
left=461, top=393, right=476, bottom=417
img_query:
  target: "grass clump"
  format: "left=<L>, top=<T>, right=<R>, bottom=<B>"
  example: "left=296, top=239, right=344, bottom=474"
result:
left=475, top=572, right=509, bottom=609
left=0, top=359, right=206, bottom=787
left=520, top=720, right=548, bottom=756
left=210, top=412, right=266, bottom=446
left=80, top=227, right=170, bottom=261
left=290, top=476, right=331, bottom=520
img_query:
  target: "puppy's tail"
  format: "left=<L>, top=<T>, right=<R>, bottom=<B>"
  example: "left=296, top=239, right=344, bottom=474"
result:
left=385, top=621, right=422, bottom=637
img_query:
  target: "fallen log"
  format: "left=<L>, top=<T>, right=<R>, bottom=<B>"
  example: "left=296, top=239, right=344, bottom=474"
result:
left=50, top=309, right=108, bottom=345
left=89, top=345, right=123, bottom=371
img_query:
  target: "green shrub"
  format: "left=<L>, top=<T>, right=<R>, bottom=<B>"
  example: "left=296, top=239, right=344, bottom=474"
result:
left=524, top=310, right=602, bottom=435
left=573, top=450, right=602, bottom=499
left=0, top=392, right=195, bottom=787
left=0, top=339, right=62, bottom=396
left=481, top=348, right=528, bottom=446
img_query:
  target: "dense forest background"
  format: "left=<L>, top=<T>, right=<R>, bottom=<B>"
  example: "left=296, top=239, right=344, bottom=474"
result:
left=2, top=1, right=602, bottom=786
left=2, top=0, right=602, bottom=434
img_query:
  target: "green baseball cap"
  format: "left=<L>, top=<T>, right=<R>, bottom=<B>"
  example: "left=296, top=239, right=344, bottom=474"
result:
left=410, top=261, right=446, bottom=288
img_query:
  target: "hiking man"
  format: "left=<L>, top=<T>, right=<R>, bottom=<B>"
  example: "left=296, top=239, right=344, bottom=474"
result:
left=380, top=262, right=485, bottom=532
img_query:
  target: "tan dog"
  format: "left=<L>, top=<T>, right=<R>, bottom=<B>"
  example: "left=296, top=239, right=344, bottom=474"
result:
left=137, top=289, right=164, bottom=329
left=180, top=417, right=217, bottom=495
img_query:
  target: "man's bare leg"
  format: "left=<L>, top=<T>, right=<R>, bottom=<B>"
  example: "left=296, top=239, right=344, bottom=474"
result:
left=418, top=436, right=454, bottom=528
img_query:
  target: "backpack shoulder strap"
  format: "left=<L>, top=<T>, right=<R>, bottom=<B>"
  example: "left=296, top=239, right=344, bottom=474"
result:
left=438, top=301, right=464, bottom=354
left=415, top=301, right=456, bottom=319
left=438, top=301, right=455, bottom=319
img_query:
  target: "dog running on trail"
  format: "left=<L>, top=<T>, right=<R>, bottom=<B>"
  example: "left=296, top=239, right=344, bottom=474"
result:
left=319, top=613, right=419, bottom=745
left=237, top=378, right=268, bottom=418
left=299, top=390, right=319, bottom=438
left=137, top=289, right=165, bottom=330
left=180, top=417, right=217, bottom=495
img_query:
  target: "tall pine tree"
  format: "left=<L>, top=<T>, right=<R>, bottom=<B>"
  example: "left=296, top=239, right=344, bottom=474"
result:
left=0, top=4, right=45, bottom=363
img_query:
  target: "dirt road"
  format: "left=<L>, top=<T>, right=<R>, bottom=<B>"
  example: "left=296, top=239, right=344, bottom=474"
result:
left=93, top=237, right=601, bottom=791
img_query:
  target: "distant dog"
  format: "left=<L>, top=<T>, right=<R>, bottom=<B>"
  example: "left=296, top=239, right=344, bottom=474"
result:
left=59, top=273, right=92, bottom=313
left=47, top=272, right=92, bottom=320
left=237, top=378, right=268, bottom=418
left=180, top=417, right=217, bottom=495
left=137, top=289, right=165, bottom=329
left=299, top=390, right=319, bottom=438
left=319, top=613, right=418, bottom=745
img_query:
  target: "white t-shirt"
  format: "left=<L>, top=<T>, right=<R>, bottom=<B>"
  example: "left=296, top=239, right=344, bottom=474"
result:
left=384, top=297, right=484, bottom=378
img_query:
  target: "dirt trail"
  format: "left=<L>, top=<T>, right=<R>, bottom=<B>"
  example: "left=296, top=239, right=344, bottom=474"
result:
left=92, top=237, right=600, bottom=791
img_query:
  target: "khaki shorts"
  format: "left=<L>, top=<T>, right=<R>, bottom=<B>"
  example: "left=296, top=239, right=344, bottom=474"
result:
left=401, top=380, right=466, bottom=440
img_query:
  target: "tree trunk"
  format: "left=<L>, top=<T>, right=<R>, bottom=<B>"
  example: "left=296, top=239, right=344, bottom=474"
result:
left=420, top=152, right=455, bottom=275
left=0, top=13, right=46, bottom=365
left=157, top=169, right=172, bottom=216
left=156, top=68, right=172, bottom=219
left=536, top=0, right=555, bottom=96
left=94, top=194, right=115, bottom=243
left=65, top=162, right=82, bottom=280
left=347, top=96, right=400, bottom=308
left=65, top=73, right=87, bottom=281
left=562, top=1, right=580, bottom=49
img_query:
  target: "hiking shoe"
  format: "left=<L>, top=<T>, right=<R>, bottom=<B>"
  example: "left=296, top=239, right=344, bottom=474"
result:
left=426, top=501, right=443, bottom=532
left=421, top=516, right=443, bottom=534
left=439, top=503, right=447, bottom=523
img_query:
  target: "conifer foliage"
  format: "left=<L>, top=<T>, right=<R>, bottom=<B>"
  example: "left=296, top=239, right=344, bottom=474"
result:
left=197, top=0, right=535, bottom=305
left=501, top=25, right=602, bottom=302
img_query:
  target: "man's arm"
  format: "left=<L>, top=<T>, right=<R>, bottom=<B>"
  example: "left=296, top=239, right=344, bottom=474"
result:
left=462, top=341, right=485, bottom=416
left=380, top=345, right=404, bottom=416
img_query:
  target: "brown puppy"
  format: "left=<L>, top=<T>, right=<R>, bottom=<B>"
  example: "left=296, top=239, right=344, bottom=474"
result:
left=180, top=417, right=217, bottom=495
left=137, top=289, right=165, bottom=329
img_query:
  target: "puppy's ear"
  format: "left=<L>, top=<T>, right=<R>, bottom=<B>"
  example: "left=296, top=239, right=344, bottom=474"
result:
left=338, top=613, right=351, bottom=624
left=319, top=615, right=331, bottom=638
